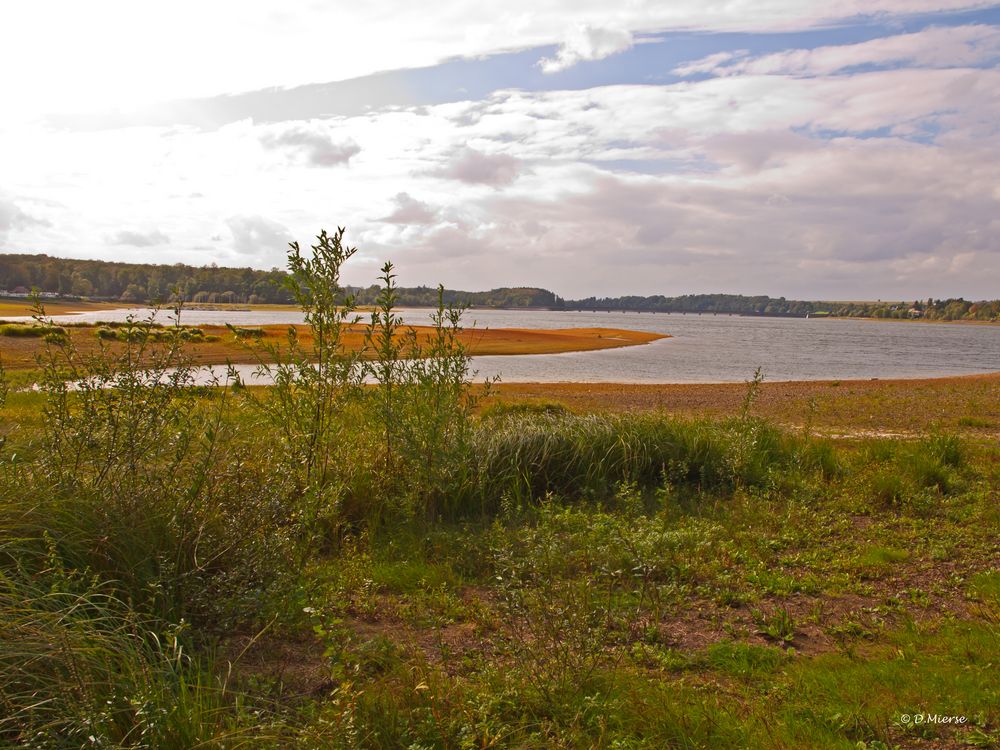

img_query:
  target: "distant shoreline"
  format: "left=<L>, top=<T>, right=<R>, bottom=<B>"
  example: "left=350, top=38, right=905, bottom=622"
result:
left=3, top=297, right=997, bottom=326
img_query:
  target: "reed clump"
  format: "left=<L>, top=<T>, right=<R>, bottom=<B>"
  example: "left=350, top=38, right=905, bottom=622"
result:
left=1, top=322, right=60, bottom=337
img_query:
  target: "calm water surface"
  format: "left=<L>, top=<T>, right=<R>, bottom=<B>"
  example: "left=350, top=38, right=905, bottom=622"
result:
left=26, top=307, right=1000, bottom=384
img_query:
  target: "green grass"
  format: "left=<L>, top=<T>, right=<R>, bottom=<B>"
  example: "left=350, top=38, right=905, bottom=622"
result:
left=2, top=384, right=997, bottom=748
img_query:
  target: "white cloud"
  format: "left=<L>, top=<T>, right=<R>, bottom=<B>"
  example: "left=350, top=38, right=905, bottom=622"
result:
left=434, top=147, right=523, bottom=186
left=378, top=193, right=438, bottom=224
left=110, top=228, right=170, bottom=246
left=227, top=215, right=293, bottom=258
left=260, top=123, right=360, bottom=167
left=539, top=25, right=634, bottom=73
left=675, top=24, right=1000, bottom=77
left=3, top=1, right=997, bottom=121
left=0, top=195, right=51, bottom=246
left=3, top=49, right=1000, bottom=297
left=673, top=51, right=745, bottom=77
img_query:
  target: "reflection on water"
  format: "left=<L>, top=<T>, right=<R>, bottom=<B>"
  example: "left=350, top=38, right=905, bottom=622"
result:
left=21, top=307, right=1000, bottom=384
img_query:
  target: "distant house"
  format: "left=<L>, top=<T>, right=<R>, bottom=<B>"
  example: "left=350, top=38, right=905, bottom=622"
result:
left=11, top=286, right=29, bottom=296
left=908, top=308, right=923, bottom=318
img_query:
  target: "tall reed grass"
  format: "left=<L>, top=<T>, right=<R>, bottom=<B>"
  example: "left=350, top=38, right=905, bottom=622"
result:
left=441, top=412, right=836, bottom=516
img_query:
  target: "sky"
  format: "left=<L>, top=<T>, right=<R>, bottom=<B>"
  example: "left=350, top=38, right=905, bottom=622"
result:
left=2, top=1, right=1000, bottom=299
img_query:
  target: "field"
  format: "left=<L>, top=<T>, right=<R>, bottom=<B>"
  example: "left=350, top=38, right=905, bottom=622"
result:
left=0, top=269, right=997, bottom=749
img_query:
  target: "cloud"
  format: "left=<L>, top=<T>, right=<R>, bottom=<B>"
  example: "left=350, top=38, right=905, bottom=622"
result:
left=674, top=24, right=1000, bottom=78
left=5, top=38, right=1000, bottom=298
left=434, top=147, right=523, bottom=186
left=260, top=124, right=360, bottom=167
left=0, top=196, right=51, bottom=245
left=110, top=228, right=170, bottom=246
left=539, top=25, right=634, bottom=73
left=673, top=51, right=746, bottom=77
left=226, top=215, right=293, bottom=257
left=378, top=193, right=437, bottom=224
left=6, top=1, right=998, bottom=123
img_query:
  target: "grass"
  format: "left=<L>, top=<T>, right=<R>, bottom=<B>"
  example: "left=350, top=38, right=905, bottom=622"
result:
left=3, top=374, right=998, bottom=746
left=0, top=322, right=51, bottom=337
left=485, top=374, right=1000, bottom=436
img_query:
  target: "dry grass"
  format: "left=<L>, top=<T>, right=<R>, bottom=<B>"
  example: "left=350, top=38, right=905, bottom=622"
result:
left=0, top=323, right=665, bottom=369
left=485, top=373, right=1000, bottom=435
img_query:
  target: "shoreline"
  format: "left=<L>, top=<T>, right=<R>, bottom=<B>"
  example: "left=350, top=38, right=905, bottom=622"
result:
left=4, top=298, right=997, bottom=326
left=828, top=315, right=999, bottom=326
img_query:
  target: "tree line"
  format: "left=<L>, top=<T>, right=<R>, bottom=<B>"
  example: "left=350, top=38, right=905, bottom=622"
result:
left=0, top=253, right=561, bottom=309
left=1, top=253, right=996, bottom=320
left=564, top=293, right=1000, bottom=321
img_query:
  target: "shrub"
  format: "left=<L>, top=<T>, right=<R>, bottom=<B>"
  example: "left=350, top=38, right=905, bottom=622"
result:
left=233, top=228, right=367, bottom=549
left=0, top=323, right=53, bottom=337
left=12, top=302, right=298, bottom=625
left=232, top=326, right=265, bottom=340
left=360, top=265, right=490, bottom=522
left=869, top=470, right=906, bottom=507
left=923, top=434, right=964, bottom=468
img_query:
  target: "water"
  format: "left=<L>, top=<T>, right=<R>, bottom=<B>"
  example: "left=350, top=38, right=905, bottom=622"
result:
left=20, top=307, right=1000, bottom=384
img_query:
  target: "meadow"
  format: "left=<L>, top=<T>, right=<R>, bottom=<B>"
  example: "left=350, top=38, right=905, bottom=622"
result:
left=0, top=231, right=996, bottom=749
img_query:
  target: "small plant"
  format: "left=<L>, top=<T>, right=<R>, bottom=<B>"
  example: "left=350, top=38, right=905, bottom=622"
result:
left=753, top=606, right=797, bottom=645
left=705, top=641, right=788, bottom=679
left=869, top=470, right=906, bottom=507
left=363, top=272, right=495, bottom=521
left=923, top=433, right=964, bottom=468
left=740, top=365, right=765, bottom=420
left=957, top=416, right=993, bottom=428
left=232, top=326, right=266, bottom=340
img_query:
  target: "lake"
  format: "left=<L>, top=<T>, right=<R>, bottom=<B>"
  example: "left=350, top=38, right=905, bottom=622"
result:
left=24, top=307, right=1000, bottom=384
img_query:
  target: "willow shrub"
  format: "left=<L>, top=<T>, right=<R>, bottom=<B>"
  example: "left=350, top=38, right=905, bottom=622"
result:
left=3, top=301, right=297, bottom=626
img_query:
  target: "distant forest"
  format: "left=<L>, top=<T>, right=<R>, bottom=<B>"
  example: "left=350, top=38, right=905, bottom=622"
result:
left=0, top=253, right=561, bottom=309
left=565, top=293, right=1000, bottom=322
left=1, top=253, right=997, bottom=321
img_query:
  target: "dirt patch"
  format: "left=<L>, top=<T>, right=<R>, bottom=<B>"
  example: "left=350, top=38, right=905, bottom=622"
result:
left=221, top=630, right=333, bottom=697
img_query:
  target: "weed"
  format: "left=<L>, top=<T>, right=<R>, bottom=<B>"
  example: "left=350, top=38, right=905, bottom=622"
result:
left=958, top=416, right=994, bottom=428
left=753, top=606, right=798, bottom=645
left=705, top=641, right=788, bottom=679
